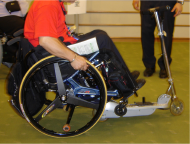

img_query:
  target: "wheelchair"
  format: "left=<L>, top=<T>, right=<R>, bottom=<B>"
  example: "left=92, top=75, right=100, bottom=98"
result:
left=8, top=6, right=184, bottom=138
left=0, top=28, right=23, bottom=67
left=8, top=37, right=109, bottom=138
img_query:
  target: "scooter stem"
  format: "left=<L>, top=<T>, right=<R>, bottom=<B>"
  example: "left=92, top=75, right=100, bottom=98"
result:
left=153, top=11, right=177, bottom=99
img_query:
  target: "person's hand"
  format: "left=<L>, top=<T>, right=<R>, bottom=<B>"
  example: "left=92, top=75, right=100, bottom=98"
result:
left=70, top=55, right=89, bottom=71
left=171, top=3, right=183, bottom=17
left=132, top=0, right=140, bottom=11
left=61, top=0, right=76, bottom=3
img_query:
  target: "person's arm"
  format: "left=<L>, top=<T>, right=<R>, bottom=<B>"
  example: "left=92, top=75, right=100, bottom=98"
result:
left=132, top=0, right=140, bottom=11
left=171, top=0, right=184, bottom=17
left=62, top=0, right=76, bottom=3
left=39, top=36, right=88, bottom=71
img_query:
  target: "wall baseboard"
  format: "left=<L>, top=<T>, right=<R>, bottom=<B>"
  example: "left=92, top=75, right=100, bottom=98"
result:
left=111, top=37, right=190, bottom=42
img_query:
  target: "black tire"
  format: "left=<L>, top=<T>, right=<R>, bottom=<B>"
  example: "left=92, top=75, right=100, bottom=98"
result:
left=19, top=55, right=107, bottom=138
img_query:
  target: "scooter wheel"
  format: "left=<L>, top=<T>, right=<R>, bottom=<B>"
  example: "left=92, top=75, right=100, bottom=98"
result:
left=170, top=98, right=184, bottom=116
left=114, top=105, right=127, bottom=116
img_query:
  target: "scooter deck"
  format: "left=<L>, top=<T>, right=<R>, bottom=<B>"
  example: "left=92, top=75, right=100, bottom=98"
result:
left=100, top=94, right=171, bottom=120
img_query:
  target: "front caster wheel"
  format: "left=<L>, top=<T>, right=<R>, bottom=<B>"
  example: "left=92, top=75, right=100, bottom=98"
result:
left=170, top=98, right=184, bottom=116
left=114, top=105, right=127, bottom=116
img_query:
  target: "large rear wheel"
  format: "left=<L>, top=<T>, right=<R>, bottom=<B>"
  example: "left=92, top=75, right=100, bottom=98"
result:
left=19, top=55, right=107, bottom=137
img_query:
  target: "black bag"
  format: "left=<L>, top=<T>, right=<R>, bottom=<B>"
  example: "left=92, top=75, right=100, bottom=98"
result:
left=108, top=71, right=131, bottom=93
left=7, top=39, right=46, bottom=116
left=7, top=62, right=46, bottom=116
left=5, top=1, right=21, bottom=14
left=97, top=50, right=133, bottom=97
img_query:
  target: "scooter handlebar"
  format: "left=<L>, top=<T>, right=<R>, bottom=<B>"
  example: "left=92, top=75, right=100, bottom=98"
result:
left=141, top=5, right=171, bottom=14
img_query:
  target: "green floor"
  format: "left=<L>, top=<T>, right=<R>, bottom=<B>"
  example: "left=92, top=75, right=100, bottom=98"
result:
left=0, top=42, right=189, bottom=143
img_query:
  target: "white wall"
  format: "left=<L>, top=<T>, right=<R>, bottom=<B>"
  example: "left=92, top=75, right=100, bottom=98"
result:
left=66, top=0, right=190, bottom=38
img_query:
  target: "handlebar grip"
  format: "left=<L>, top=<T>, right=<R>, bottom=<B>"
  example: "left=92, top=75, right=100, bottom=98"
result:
left=7, top=37, right=21, bottom=46
left=149, top=5, right=170, bottom=12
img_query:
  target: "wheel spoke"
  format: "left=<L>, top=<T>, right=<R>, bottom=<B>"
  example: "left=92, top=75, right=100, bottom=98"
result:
left=67, top=94, right=99, bottom=109
left=34, top=96, right=63, bottom=122
left=66, top=105, right=75, bottom=125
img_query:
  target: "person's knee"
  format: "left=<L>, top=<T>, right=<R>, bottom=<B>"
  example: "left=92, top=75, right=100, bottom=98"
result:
left=92, top=29, right=108, bottom=36
left=96, top=33, right=110, bottom=45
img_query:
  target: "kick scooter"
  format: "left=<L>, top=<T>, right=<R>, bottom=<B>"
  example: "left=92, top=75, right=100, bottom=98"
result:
left=97, top=6, right=184, bottom=122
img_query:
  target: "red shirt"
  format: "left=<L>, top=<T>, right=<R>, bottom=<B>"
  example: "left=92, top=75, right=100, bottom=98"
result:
left=24, top=0, right=77, bottom=47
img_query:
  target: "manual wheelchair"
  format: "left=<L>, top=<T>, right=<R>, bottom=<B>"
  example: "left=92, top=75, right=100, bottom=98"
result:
left=8, top=36, right=115, bottom=138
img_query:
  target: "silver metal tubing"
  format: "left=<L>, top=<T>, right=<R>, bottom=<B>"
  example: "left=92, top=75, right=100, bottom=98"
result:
left=154, top=11, right=177, bottom=98
left=154, top=11, right=162, bottom=33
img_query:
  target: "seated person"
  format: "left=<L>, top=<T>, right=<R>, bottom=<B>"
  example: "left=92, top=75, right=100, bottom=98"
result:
left=0, top=0, right=29, bottom=35
left=24, top=0, right=145, bottom=99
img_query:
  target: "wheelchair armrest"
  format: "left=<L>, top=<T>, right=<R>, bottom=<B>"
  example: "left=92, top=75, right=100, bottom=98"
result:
left=7, top=37, right=21, bottom=46
left=13, top=29, right=24, bottom=37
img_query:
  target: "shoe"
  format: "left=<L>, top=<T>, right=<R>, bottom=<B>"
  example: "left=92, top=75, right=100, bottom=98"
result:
left=131, top=70, right=140, bottom=80
left=159, top=69, right=167, bottom=79
left=136, top=79, right=146, bottom=90
left=143, top=68, right=155, bottom=77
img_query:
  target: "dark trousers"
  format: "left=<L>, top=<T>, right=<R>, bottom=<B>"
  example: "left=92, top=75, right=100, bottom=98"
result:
left=33, top=30, right=137, bottom=88
left=0, top=15, right=24, bottom=35
left=78, top=30, right=137, bottom=88
left=140, top=1, right=176, bottom=70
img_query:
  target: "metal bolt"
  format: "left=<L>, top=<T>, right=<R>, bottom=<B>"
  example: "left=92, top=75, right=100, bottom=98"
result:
left=61, top=96, right=66, bottom=101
